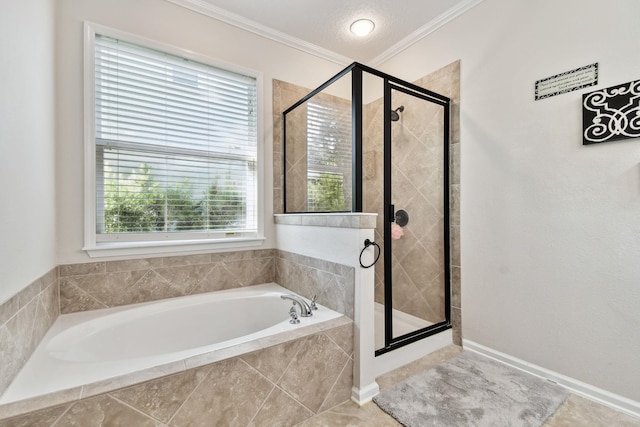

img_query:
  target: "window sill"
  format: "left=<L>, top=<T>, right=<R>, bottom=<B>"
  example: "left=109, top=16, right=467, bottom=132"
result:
left=84, top=237, right=266, bottom=258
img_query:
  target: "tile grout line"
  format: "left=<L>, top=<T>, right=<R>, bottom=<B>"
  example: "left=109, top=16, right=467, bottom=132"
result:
left=240, top=344, right=318, bottom=417
left=48, top=402, right=74, bottom=427
left=316, top=356, right=351, bottom=414
left=107, top=394, right=169, bottom=426
left=165, top=363, right=214, bottom=426
left=245, top=383, right=277, bottom=426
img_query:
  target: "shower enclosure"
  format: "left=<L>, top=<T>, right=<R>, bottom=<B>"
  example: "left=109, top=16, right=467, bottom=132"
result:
left=283, top=63, right=451, bottom=355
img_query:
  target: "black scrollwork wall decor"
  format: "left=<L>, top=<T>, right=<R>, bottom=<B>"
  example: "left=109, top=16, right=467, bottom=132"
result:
left=582, top=79, right=640, bottom=145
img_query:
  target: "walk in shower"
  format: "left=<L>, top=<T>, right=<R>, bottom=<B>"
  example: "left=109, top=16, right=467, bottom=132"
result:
left=282, top=63, right=451, bottom=355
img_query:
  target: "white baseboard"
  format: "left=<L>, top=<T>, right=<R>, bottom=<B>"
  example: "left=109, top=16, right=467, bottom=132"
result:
left=463, top=340, right=640, bottom=420
left=351, top=383, right=380, bottom=406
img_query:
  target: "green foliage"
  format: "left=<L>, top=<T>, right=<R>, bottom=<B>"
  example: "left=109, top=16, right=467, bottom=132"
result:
left=308, top=173, right=346, bottom=212
left=200, top=181, right=246, bottom=229
left=104, top=164, right=245, bottom=233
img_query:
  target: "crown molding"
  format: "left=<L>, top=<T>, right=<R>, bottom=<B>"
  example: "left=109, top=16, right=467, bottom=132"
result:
left=166, top=0, right=485, bottom=67
left=368, top=0, right=486, bottom=67
left=166, top=0, right=353, bottom=66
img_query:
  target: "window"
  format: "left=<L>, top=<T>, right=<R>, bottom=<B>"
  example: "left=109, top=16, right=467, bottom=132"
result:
left=306, top=100, right=352, bottom=211
left=84, top=24, right=263, bottom=256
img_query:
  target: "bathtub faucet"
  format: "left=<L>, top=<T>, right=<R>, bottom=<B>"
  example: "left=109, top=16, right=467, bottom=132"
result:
left=280, top=294, right=313, bottom=317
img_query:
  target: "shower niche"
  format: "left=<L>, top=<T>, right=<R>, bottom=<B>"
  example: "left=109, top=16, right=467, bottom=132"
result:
left=283, top=63, right=451, bottom=355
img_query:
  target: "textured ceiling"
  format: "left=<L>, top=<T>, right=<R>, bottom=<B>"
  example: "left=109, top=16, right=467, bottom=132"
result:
left=168, top=0, right=482, bottom=65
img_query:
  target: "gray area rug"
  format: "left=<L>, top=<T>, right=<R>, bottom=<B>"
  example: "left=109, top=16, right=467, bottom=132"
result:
left=373, top=351, right=569, bottom=427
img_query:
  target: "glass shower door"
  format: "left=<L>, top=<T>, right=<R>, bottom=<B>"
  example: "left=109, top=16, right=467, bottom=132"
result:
left=379, top=81, right=451, bottom=352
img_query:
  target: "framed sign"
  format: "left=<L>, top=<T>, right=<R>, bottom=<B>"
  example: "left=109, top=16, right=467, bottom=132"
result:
left=535, top=63, right=598, bottom=100
left=583, top=79, right=640, bottom=145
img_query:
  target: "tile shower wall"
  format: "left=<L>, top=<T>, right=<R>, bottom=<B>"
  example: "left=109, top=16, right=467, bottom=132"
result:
left=413, top=61, right=461, bottom=345
left=364, top=62, right=461, bottom=342
left=0, top=322, right=354, bottom=426
left=275, top=62, right=461, bottom=344
left=366, top=88, right=448, bottom=323
left=0, top=268, right=59, bottom=397
left=273, top=79, right=312, bottom=214
left=274, top=79, right=353, bottom=214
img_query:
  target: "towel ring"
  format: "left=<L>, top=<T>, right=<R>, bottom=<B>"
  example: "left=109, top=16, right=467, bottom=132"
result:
left=359, top=239, right=381, bottom=268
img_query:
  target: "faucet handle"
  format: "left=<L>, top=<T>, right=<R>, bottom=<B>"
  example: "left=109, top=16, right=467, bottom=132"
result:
left=310, top=295, right=318, bottom=311
left=289, top=306, right=300, bottom=324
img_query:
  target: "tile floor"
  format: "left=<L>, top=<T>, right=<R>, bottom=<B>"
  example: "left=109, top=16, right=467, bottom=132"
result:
left=296, top=345, right=640, bottom=426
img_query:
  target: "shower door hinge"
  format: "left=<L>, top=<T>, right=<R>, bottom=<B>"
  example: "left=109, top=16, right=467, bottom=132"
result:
left=388, top=204, right=395, bottom=222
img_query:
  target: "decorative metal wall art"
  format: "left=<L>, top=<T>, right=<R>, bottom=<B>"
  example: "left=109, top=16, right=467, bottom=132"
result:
left=583, top=79, right=640, bottom=145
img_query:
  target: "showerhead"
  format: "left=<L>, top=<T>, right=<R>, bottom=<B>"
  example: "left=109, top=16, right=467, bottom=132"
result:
left=390, top=105, right=405, bottom=122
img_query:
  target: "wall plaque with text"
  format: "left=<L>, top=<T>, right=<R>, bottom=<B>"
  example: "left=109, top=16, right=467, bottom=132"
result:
left=535, top=63, right=598, bottom=100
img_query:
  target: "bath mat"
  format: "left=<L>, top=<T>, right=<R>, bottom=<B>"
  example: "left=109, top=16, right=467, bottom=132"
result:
left=373, top=351, right=569, bottom=427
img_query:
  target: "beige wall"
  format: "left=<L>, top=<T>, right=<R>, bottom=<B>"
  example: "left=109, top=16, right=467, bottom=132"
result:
left=0, top=0, right=57, bottom=304
left=380, top=0, right=640, bottom=402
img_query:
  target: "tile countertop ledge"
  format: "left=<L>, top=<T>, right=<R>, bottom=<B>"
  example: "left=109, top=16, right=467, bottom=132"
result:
left=274, top=213, right=378, bottom=229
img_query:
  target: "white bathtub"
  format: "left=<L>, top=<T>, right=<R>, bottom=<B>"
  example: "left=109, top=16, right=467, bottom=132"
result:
left=0, top=283, right=341, bottom=404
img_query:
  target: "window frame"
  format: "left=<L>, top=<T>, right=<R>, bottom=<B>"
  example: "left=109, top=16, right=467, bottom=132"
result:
left=83, top=22, right=265, bottom=258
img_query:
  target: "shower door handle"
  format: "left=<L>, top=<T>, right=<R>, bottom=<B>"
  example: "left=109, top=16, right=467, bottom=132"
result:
left=389, top=204, right=409, bottom=226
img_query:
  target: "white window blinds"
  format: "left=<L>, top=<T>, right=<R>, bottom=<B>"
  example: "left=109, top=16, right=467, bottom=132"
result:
left=94, top=34, right=257, bottom=239
left=306, top=100, right=352, bottom=211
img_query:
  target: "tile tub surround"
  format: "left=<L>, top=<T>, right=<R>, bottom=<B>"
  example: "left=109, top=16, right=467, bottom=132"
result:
left=0, top=268, right=58, bottom=398
left=58, top=247, right=356, bottom=319
left=59, top=249, right=276, bottom=314
left=0, top=318, right=354, bottom=426
left=0, top=247, right=358, bottom=417
left=275, top=249, right=355, bottom=319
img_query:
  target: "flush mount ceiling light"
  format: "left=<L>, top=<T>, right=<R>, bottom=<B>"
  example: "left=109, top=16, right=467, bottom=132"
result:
left=350, top=19, right=375, bottom=37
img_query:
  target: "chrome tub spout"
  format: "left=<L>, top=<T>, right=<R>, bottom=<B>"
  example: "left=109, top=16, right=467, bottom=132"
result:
left=280, top=294, right=313, bottom=317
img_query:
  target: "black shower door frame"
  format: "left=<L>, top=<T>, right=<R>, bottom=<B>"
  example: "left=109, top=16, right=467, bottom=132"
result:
left=376, top=79, right=452, bottom=356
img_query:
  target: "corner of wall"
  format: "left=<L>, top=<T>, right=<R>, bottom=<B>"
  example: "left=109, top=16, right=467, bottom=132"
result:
left=0, top=267, right=59, bottom=397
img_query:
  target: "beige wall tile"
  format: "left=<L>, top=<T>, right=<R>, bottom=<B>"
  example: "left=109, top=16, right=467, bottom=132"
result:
left=170, top=358, right=273, bottom=427
left=59, top=280, right=107, bottom=314
left=59, top=249, right=276, bottom=314
left=59, top=262, right=105, bottom=277
left=55, top=395, right=158, bottom=427
left=106, top=257, right=164, bottom=273
left=0, top=296, right=19, bottom=326
left=241, top=338, right=305, bottom=384
left=248, top=387, right=313, bottom=427
left=161, top=254, right=211, bottom=268
left=153, top=264, right=213, bottom=296
left=278, top=334, right=349, bottom=413
left=318, top=358, right=353, bottom=413
left=0, top=403, right=69, bottom=427
left=323, top=323, right=354, bottom=357
left=110, top=367, right=210, bottom=424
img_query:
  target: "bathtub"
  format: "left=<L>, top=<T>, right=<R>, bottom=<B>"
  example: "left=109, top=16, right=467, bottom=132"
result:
left=0, top=283, right=342, bottom=404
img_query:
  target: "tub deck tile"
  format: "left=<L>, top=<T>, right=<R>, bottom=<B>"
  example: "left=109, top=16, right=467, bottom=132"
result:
left=80, top=360, right=187, bottom=401
left=182, top=341, right=262, bottom=371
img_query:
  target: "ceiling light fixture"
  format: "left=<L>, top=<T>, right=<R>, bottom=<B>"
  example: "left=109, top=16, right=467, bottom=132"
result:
left=350, top=19, right=375, bottom=37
